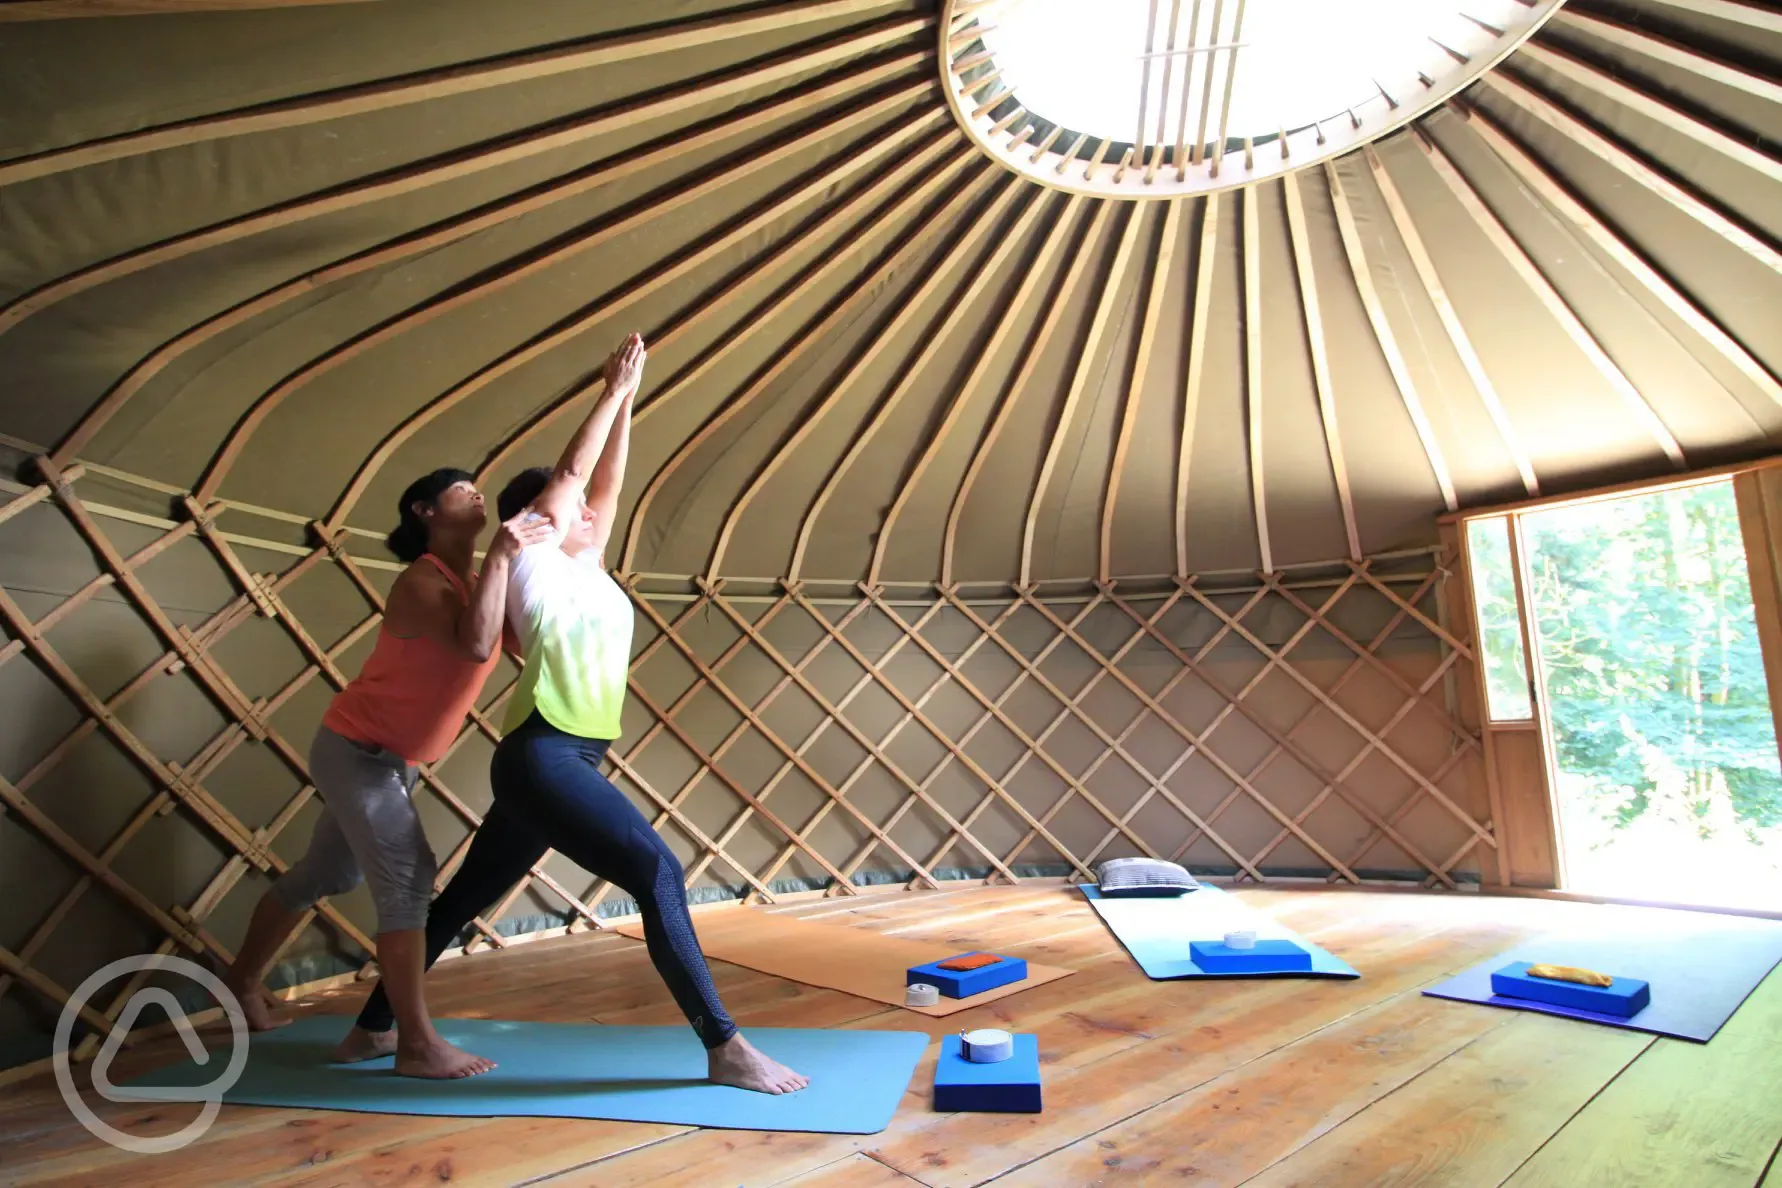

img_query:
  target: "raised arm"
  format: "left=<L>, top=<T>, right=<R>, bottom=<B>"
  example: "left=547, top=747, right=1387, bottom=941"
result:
left=534, top=334, right=646, bottom=546
left=585, top=382, right=633, bottom=560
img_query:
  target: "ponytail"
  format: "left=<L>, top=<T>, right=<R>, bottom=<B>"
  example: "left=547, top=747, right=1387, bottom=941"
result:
left=385, top=519, right=429, bottom=563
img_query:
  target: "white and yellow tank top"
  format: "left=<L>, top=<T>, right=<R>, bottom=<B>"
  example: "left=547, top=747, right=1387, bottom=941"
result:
left=503, top=524, right=632, bottom=740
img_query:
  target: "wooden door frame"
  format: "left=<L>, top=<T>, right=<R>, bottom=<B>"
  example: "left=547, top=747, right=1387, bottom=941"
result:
left=1445, top=453, right=1782, bottom=903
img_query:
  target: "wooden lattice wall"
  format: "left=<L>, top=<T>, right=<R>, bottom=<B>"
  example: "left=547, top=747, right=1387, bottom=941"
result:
left=0, top=448, right=1491, bottom=1078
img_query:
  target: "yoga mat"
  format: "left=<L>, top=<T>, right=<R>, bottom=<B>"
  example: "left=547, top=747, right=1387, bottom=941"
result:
left=1081, top=884, right=1360, bottom=979
left=113, top=1017, right=927, bottom=1134
left=1422, top=914, right=1782, bottom=1042
left=613, top=907, right=1075, bottom=1015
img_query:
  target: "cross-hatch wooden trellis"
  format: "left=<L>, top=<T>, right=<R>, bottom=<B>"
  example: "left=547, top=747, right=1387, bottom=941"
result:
left=0, top=457, right=1491, bottom=1074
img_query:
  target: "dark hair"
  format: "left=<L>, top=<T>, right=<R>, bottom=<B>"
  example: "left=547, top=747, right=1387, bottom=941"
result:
left=497, top=466, right=552, bottom=524
left=385, top=467, right=475, bottom=563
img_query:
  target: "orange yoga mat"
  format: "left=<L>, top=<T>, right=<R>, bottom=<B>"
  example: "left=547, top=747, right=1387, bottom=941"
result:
left=612, top=907, right=1075, bottom=1016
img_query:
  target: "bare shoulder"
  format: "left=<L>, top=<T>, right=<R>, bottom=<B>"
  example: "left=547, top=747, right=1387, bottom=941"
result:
left=390, top=558, right=452, bottom=598
left=386, top=559, right=457, bottom=624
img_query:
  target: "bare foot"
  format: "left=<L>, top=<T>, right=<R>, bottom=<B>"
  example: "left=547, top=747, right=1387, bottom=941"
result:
left=707, top=1033, right=808, bottom=1094
left=331, top=1026, right=398, bottom=1064
left=394, top=1037, right=496, bottom=1080
left=229, top=980, right=290, bottom=1032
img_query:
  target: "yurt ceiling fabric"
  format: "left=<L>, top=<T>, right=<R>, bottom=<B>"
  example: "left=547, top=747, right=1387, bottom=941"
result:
left=0, top=0, right=1778, bottom=587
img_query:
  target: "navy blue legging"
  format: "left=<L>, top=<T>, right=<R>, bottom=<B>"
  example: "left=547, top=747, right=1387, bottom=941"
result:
left=355, top=711, right=736, bottom=1048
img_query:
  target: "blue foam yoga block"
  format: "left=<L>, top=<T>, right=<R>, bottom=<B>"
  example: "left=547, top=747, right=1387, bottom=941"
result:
left=1188, top=939, right=1312, bottom=973
left=1490, top=962, right=1651, bottom=1018
left=906, top=953, right=1028, bottom=999
left=933, top=1034, right=1042, bottom=1113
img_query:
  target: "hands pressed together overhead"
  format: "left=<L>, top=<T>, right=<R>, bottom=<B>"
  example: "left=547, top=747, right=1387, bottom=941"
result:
left=605, top=332, right=646, bottom=401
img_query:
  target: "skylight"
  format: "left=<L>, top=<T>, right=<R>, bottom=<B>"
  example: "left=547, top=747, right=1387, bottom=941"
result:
left=943, top=0, right=1559, bottom=196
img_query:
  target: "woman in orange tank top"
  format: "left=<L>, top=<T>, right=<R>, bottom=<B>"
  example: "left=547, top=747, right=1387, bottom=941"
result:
left=223, top=468, right=551, bottom=1079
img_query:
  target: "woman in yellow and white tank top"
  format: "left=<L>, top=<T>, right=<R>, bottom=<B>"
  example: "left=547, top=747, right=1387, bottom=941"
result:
left=348, top=335, right=807, bottom=1096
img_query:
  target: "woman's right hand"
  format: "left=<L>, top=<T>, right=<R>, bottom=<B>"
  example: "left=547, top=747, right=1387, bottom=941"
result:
left=488, top=510, right=556, bottom=563
left=604, top=333, right=646, bottom=398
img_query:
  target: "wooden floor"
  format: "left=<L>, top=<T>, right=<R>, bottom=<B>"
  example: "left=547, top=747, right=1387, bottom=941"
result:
left=5, top=884, right=1781, bottom=1187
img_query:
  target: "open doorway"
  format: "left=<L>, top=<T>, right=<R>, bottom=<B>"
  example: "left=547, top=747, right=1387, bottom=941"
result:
left=1517, top=479, right=1782, bottom=912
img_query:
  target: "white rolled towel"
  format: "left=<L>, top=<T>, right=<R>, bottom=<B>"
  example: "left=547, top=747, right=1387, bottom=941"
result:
left=906, top=983, right=940, bottom=1007
left=959, top=1028, right=1014, bottom=1063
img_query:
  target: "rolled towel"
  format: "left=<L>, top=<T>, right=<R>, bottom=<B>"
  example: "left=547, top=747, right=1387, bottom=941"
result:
left=906, top=983, right=940, bottom=1007
left=959, top=1028, right=1014, bottom=1063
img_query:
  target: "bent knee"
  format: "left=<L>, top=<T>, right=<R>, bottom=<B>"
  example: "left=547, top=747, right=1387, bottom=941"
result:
left=272, top=865, right=361, bottom=911
left=643, top=833, right=685, bottom=886
left=372, top=881, right=434, bottom=933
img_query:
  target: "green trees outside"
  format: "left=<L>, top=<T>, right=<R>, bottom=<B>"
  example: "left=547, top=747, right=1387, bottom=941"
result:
left=1520, top=481, right=1782, bottom=851
left=1467, top=517, right=1533, bottom=722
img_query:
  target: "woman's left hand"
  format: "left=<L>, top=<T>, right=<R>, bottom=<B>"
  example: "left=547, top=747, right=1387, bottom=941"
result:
left=604, top=333, right=646, bottom=398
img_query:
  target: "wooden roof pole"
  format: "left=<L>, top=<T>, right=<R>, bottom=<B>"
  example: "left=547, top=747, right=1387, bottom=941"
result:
left=1281, top=174, right=1365, bottom=555
left=202, top=81, right=934, bottom=511
left=870, top=193, right=1084, bottom=587
left=944, top=201, right=1116, bottom=586
left=710, top=176, right=1027, bottom=579
left=1479, top=70, right=1782, bottom=276
left=1325, top=160, right=1461, bottom=511
left=0, top=15, right=932, bottom=343
left=1175, top=193, right=1220, bottom=575
left=1553, top=9, right=1782, bottom=104
left=1367, top=144, right=1539, bottom=497
left=1020, top=202, right=1146, bottom=585
left=1636, top=0, right=1782, bottom=38
left=55, top=43, right=928, bottom=467
left=0, top=0, right=910, bottom=186
left=1241, top=185, right=1270, bottom=572
left=1513, top=42, right=1782, bottom=187
left=480, top=127, right=961, bottom=492
left=794, top=185, right=1056, bottom=581
left=1451, top=107, right=1782, bottom=414
left=1417, top=132, right=1688, bottom=469
left=622, top=160, right=993, bottom=573
left=1100, top=200, right=1183, bottom=582
left=321, top=98, right=948, bottom=529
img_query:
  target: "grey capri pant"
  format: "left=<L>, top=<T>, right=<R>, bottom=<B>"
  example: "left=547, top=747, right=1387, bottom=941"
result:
left=270, top=725, right=437, bottom=932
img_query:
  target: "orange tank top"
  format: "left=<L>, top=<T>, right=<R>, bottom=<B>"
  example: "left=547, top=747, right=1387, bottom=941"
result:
left=322, top=555, right=500, bottom=765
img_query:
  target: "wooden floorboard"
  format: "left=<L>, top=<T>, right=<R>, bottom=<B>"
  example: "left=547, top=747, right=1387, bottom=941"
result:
left=772, top=1151, right=930, bottom=1186
left=987, top=991, right=1522, bottom=1185
left=3, top=886, right=1779, bottom=1188
left=1499, top=968, right=1782, bottom=1188
left=1238, top=1014, right=1652, bottom=1188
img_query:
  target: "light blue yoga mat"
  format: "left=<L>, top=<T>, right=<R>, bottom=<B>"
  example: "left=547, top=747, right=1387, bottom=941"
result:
left=1081, top=884, right=1359, bottom=979
left=114, top=1016, right=929, bottom=1134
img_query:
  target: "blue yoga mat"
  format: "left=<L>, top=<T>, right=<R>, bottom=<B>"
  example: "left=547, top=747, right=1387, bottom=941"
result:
left=1422, top=914, right=1782, bottom=1043
left=1080, top=884, right=1359, bottom=979
left=114, top=1017, right=929, bottom=1134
